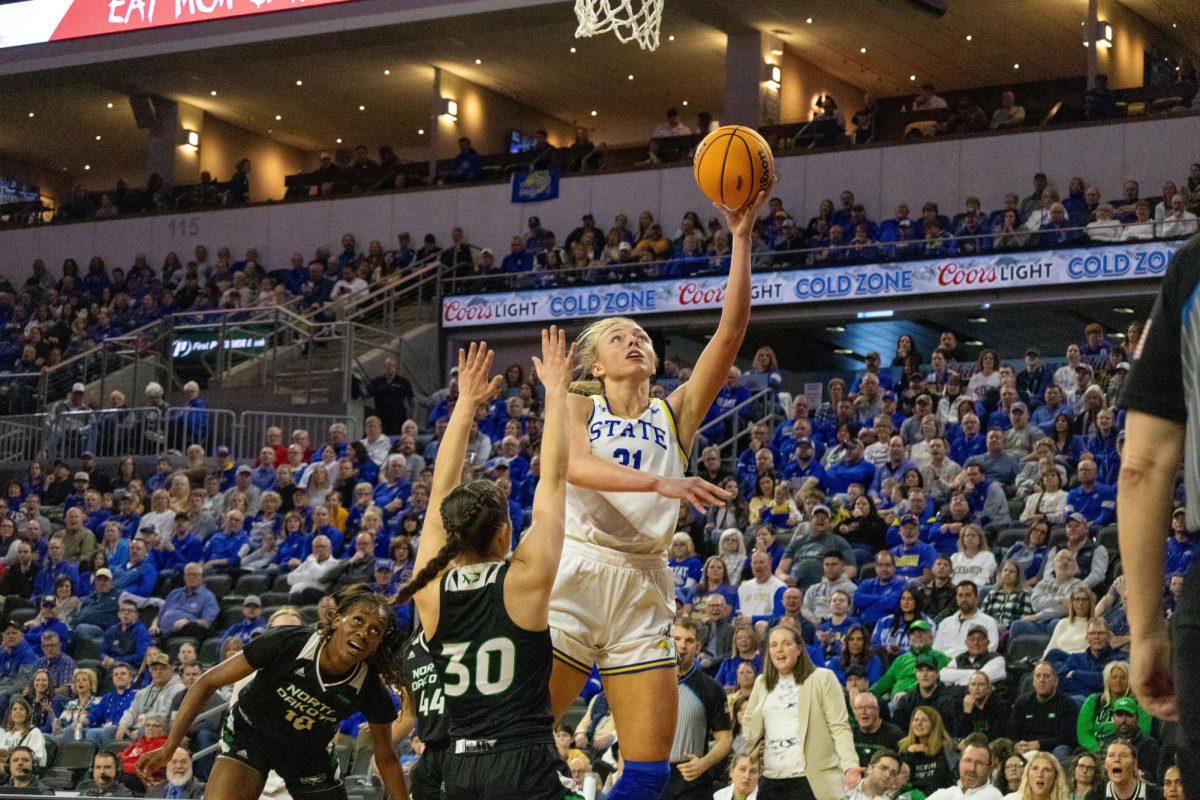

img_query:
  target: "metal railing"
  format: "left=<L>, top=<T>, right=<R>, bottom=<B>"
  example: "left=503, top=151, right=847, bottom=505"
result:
left=694, top=387, right=780, bottom=469
left=439, top=220, right=1192, bottom=296
left=0, top=405, right=346, bottom=464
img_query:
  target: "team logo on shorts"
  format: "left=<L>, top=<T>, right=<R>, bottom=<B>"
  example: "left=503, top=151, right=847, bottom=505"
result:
left=653, top=637, right=676, bottom=656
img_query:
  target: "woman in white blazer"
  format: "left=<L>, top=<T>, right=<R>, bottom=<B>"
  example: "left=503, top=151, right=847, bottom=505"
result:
left=742, top=623, right=862, bottom=800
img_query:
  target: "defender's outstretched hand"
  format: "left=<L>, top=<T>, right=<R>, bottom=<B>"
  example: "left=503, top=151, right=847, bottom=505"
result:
left=457, top=341, right=504, bottom=406
left=531, top=326, right=576, bottom=395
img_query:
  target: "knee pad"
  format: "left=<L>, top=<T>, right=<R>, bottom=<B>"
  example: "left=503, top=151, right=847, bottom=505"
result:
left=604, top=759, right=669, bottom=800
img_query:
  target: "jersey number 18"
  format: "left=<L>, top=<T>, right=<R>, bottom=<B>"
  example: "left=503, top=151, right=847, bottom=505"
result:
left=440, top=638, right=516, bottom=697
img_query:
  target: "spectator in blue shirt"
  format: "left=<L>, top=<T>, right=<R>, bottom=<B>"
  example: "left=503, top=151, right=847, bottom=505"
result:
left=35, top=631, right=75, bottom=699
left=111, top=537, right=157, bottom=602
left=871, top=436, right=917, bottom=499
left=145, top=457, right=173, bottom=494
left=159, top=516, right=203, bottom=576
left=449, top=137, right=483, bottom=182
left=219, top=596, right=267, bottom=652
left=23, top=596, right=69, bottom=656
left=112, top=491, right=142, bottom=540
left=151, top=564, right=218, bottom=643
left=501, top=236, right=534, bottom=274
left=1017, top=348, right=1053, bottom=410
left=250, top=448, right=278, bottom=492
left=1065, top=458, right=1116, bottom=528
left=853, top=550, right=905, bottom=627
left=1038, top=203, right=1084, bottom=248
left=1167, top=509, right=1198, bottom=576
left=274, top=512, right=313, bottom=570
left=32, top=539, right=79, bottom=600
left=201, top=510, right=250, bottom=574
left=891, top=516, right=937, bottom=582
left=84, top=661, right=136, bottom=746
left=0, top=622, right=37, bottom=714
left=825, top=439, right=876, bottom=496
left=73, top=569, right=121, bottom=639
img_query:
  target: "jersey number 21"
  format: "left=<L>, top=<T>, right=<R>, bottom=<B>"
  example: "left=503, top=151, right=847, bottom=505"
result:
left=613, top=448, right=643, bottom=470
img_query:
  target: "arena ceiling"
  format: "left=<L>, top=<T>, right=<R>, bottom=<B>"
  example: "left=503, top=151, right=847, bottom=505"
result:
left=0, top=0, right=1196, bottom=186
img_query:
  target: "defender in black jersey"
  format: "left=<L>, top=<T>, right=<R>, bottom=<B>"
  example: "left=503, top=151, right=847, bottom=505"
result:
left=137, top=587, right=411, bottom=800
left=401, top=630, right=450, bottom=800
left=1121, top=235, right=1200, bottom=799
left=395, top=331, right=578, bottom=800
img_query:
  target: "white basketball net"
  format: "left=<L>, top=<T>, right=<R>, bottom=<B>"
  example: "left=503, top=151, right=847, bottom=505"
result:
left=574, top=0, right=664, bottom=51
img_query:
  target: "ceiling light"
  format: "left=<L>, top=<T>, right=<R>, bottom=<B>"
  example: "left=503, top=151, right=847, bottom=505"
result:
left=27, top=112, right=34, bottom=118
left=768, top=35, right=784, bottom=56
left=384, top=69, right=390, bottom=75
left=210, top=90, right=217, bottom=96
left=274, top=114, right=282, bottom=120
left=440, top=98, right=457, bottom=120
left=825, top=325, right=846, bottom=333
left=910, top=75, right=916, bottom=81
left=1113, top=307, right=1135, bottom=314
left=682, top=100, right=688, bottom=106
left=185, top=130, right=199, bottom=149
left=106, top=102, right=113, bottom=109
left=856, top=309, right=894, bottom=319
left=860, top=47, right=867, bottom=53
left=805, top=17, right=812, bottom=24
left=668, top=34, right=675, bottom=41
left=83, top=165, right=90, bottom=170
left=590, top=110, right=597, bottom=116
left=358, top=105, right=366, bottom=111
left=295, top=80, right=303, bottom=86
left=627, top=74, right=634, bottom=80
left=1013, top=63, right=1020, bottom=69
left=570, top=47, right=576, bottom=53
left=834, top=348, right=855, bottom=355
left=965, top=339, right=984, bottom=347
left=268, top=129, right=272, bottom=133
left=95, top=135, right=101, bottom=141
left=1173, top=22, right=1177, bottom=28
left=418, top=128, right=425, bottom=135
left=336, top=138, right=343, bottom=144
left=475, top=58, right=482, bottom=65
left=968, top=316, right=987, bottom=323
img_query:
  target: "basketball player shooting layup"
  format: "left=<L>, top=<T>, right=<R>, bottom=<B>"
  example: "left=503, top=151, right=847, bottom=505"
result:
left=394, top=328, right=577, bottom=800
left=548, top=186, right=772, bottom=800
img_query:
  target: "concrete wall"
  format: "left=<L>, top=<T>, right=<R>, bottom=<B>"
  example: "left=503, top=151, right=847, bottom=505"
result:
left=3, top=113, right=1199, bottom=280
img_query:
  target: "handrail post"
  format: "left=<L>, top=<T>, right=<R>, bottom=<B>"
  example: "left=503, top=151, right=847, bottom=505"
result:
left=343, top=323, right=354, bottom=404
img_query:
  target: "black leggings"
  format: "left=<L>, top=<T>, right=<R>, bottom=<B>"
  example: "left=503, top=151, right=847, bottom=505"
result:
left=1175, top=558, right=1200, bottom=799
left=758, top=775, right=818, bottom=800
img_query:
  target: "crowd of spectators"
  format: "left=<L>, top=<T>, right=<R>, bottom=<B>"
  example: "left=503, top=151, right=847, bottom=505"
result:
left=0, top=279, right=1188, bottom=798
left=6, top=164, right=1199, bottom=414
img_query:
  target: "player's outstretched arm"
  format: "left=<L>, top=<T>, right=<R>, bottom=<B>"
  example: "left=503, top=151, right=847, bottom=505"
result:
left=369, top=721, right=411, bottom=800
left=508, top=327, right=575, bottom=630
left=669, top=186, right=771, bottom=446
left=410, top=341, right=502, bottom=616
left=136, top=653, right=256, bottom=781
left=1118, top=409, right=1185, bottom=720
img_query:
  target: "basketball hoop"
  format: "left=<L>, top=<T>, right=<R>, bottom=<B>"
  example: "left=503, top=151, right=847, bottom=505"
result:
left=574, top=0, right=664, bottom=51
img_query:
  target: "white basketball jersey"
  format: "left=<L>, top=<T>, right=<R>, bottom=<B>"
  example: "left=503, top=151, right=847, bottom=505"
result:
left=566, top=394, right=690, bottom=555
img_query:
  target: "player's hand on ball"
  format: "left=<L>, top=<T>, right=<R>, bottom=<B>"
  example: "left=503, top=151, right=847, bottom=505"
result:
left=136, top=746, right=170, bottom=784
left=715, top=181, right=775, bottom=239
left=658, top=475, right=733, bottom=514
left=457, top=341, right=503, bottom=405
left=531, top=325, right=576, bottom=394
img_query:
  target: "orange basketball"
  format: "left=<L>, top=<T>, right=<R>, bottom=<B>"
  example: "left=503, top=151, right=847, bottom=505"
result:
left=693, top=125, right=775, bottom=210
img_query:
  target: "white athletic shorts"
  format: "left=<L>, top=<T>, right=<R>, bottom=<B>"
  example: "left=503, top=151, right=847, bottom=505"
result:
left=549, top=539, right=678, bottom=677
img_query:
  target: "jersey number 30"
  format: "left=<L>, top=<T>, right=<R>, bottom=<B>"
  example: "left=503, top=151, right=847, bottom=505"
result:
left=613, top=448, right=643, bottom=470
left=440, top=638, right=516, bottom=697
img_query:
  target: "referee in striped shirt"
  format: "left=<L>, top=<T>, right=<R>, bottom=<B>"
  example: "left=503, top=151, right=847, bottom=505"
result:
left=663, top=618, right=733, bottom=800
left=1119, top=235, right=1200, bottom=799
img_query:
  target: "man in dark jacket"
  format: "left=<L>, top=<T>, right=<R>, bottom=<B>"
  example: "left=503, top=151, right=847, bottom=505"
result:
left=72, top=569, right=120, bottom=640
left=893, top=652, right=962, bottom=732
left=367, top=355, right=415, bottom=436
left=1009, top=660, right=1079, bottom=760
left=0, top=621, right=37, bottom=714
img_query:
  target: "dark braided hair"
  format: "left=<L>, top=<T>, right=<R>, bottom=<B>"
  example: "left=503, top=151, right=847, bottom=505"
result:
left=393, top=480, right=508, bottom=606
left=317, top=585, right=407, bottom=688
